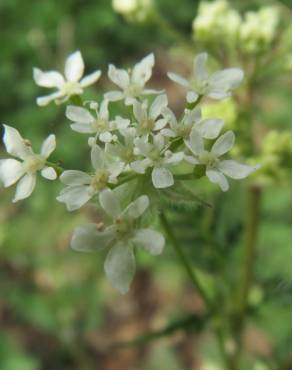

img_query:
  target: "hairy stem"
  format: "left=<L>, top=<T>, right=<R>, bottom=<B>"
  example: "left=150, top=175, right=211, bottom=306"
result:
left=228, top=186, right=262, bottom=370
left=159, top=212, right=213, bottom=310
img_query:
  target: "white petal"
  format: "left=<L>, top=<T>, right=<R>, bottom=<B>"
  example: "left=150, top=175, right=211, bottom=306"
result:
left=153, top=134, right=165, bottom=151
left=183, top=107, right=202, bottom=126
left=41, top=134, right=56, bottom=158
left=80, top=70, right=101, bottom=87
left=154, top=118, right=168, bottom=131
left=99, top=188, right=121, bottom=218
left=162, top=107, right=177, bottom=129
left=160, top=128, right=176, bottom=137
left=124, top=195, right=149, bottom=219
left=207, top=91, right=230, bottom=100
left=184, top=154, right=200, bottom=165
left=99, top=99, right=110, bottom=121
left=56, top=185, right=91, bottom=211
left=186, top=91, right=199, bottom=103
left=36, top=91, right=64, bottom=106
left=41, top=166, right=57, bottom=180
left=125, top=96, right=136, bottom=106
left=195, top=118, right=224, bottom=139
left=164, top=152, right=184, bottom=165
left=65, top=50, right=84, bottom=82
left=104, top=91, right=124, bottom=101
left=134, top=137, right=151, bottom=156
left=33, top=68, right=64, bottom=88
left=131, top=159, right=150, bottom=174
left=143, top=88, right=164, bottom=95
left=211, top=131, right=235, bottom=157
left=3, top=125, right=32, bottom=159
left=0, top=159, right=24, bottom=187
left=133, top=100, right=147, bottom=122
left=66, top=105, right=94, bottom=123
left=70, top=123, right=95, bottom=134
left=99, top=132, right=113, bottom=143
left=91, top=145, right=105, bottom=170
left=60, top=170, right=91, bottom=185
left=108, top=161, right=124, bottom=179
left=209, top=68, right=244, bottom=91
left=152, top=167, right=174, bottom=189
left=193, top=53, right=208, bottom=81
left=71, top=224, right=115, bottom=252
left=104, top=243, right=136, bottom=294
left=132, top=229, right=165, bottom=255
left=114, top=116, right=130, bottom=130
left=149, top=94, right=168, bottom=120
left=219, top=160, right=260, bottom=179
left=108, top=64, right=130, bottom=89
left=132, top=53, right=154, bottom=85
left=13, top=174, right=36, bottom=202
left=187, top=129, right=204, bottom=156
left=167, top=72, right=189, bottom=87
left=206, top=169, right=229, bottom=191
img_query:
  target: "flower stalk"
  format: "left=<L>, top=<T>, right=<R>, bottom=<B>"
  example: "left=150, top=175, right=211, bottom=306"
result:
left=159, top=211, right=213, bottom=310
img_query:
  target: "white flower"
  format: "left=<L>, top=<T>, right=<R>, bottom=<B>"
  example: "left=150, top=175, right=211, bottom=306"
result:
left=168, top=53, right=244, bottom=103
left=161, top=106, right=224, bottom=141
left=71, top=188, right=165, bottom=293
left=57, top=144, right=124, bottom=211
left=185, top=130, right=260, bottom=191
left=131, top=134, right=183, bottom=188
left=0, top=125, right=56, bottom=202
left=105, top=53, right=161, bottom=105
left=66, top=100, right=129, bottom=143
left=33, top=50, right=101, bottom=106
left=133, top=94, right=168, bottom=136
left=106, top=127, right=137, bottom=169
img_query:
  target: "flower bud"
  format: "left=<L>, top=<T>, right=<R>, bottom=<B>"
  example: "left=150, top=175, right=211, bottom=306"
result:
left=112, top=0, right=153, bottom=23
left=240, top=6, right=279, bottom=54
left=192, top=0, right=241, bottom=46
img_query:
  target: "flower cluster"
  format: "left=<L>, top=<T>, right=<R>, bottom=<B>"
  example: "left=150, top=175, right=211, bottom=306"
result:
left=0, top=50, right=260, bottom=293
left=193, top=0, right=279, bottom=55
left=112, top=0, right=153, bottom=23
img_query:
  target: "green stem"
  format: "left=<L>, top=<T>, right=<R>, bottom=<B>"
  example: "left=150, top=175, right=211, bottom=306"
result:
left=238, top=186, right=261, bottom=316
left=46, top=161, right=64, bottom=175
left=69, top=95, right=83, bottom=106
left=186, top=95, right=203, bottom=110
left=111, top=312, right=208, bottom=349
left=228, top=186, right=262, bottom=370
left=159, top=212, right=213, bottom=310
left=111, top=173, right=138, bottom=188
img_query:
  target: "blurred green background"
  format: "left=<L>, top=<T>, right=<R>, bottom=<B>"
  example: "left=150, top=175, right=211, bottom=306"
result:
left=0, top=0, right=292, bottom=369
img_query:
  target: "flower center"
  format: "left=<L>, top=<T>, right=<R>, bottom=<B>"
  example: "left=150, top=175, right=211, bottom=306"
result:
left=126, top=84, right=142, bottom=97
left=148, top=149, right=161, bottom=163
left=62, top=81, right=83, bottom=96
left=123, top=148, right=135, bottom=163
left=114, top=217, right=132, bottom=236
left=190, top=78, right=209, bottom=94
left=198, top=150, right=219, bottom=168
left=23, top=155, right=45, bottom=174
left=90, top=170, right=109, bottom=192
left=140, top=118, right=155, bottom=133
left=91, top=119, right=108, bottom=132
left=177, top=125, right=192, bottom=138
